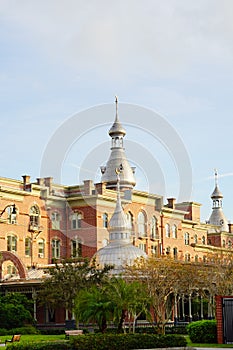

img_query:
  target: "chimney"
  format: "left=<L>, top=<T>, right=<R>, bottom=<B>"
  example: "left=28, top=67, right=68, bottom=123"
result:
left=22, top=175, right=31, bottom=190
left=167, top=198, right=176, bottom=209
left=83, top=180, right=94, bottom=196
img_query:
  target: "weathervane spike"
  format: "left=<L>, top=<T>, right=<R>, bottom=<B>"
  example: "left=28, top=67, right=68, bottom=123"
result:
left=214, top=168, right=218, bottom=186
left=115, top=95, right=118, bottom=120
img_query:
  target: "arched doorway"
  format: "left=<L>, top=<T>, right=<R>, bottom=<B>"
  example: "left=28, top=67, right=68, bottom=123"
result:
left=0, top=251, right=28, bottom=279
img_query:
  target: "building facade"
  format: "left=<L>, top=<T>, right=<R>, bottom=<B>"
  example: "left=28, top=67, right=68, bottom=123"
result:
left=0, top=100, right=232, bottom=326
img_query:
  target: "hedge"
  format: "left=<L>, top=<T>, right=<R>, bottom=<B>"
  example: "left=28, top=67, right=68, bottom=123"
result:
left=6, top=341, right=71, bottom=350
left=70, top=333, right=187, bottom=350
left=0, top=326, right=37, bottom=335
left=187, top=320, right=217, bottom=343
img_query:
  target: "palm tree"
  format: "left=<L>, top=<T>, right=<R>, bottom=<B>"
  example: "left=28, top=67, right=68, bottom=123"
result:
left=75, top=286, right=113, bottom=333
left=106, top=277, right=149, bottom=333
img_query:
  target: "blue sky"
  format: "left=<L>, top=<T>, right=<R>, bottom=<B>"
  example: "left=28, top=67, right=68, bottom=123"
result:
left=1, top=0, right=233, bottom=221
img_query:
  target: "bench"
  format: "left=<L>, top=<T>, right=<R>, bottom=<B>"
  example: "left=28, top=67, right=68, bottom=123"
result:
left=65, top=329, right=83, bottom=339
left=5, top=334, right=21, bottom=344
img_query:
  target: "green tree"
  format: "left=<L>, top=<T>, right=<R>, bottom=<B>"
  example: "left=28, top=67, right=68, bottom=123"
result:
left=38, top=258, right=111, bottom=319
left=0, top=292, right=33, bottom=329
left=107, top=277, right=150, bottom=333
left=75, top=285, right=113, bottom=333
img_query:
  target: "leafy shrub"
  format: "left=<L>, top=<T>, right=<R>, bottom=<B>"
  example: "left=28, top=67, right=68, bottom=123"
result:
left=70, top=333, right=187, bottom=350
left=187, top=320, right=217, bottom=343
left=0, top=326, right=37, bottom=335
left=165, top=325, right=188, bottom=334
left=6, top=341, right=71, bottom=350
left=39, top=328, right=65, bottom=335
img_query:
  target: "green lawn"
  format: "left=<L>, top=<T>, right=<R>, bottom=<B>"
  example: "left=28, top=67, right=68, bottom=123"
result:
left=185, top=335, right=233, bottom=348
left=1, top=334, right=232, bottom=348
left=1, top=334, right=66, bottom=345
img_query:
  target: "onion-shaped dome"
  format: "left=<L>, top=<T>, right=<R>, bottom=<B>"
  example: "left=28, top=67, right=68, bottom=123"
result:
left=211, top=185, right=223, bottom=199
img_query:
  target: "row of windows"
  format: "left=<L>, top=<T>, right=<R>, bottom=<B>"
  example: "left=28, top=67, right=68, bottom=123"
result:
left=184, top=233, right=206, bottom=246
left=7, top=235, right=45, bottom=257
left=164, top=247, right=210, bottom=263
left=4, top=204, right=41, bottom=226
left=6, top=235, right=81, bottom=259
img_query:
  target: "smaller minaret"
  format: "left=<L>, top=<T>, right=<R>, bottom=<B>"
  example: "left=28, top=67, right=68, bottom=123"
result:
left=101, top=97, right=136, bottom=190
left=208, top=169, right=229, bottom=232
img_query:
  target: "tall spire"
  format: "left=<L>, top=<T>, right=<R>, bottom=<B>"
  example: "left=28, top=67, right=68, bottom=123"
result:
left=115, top=95, right=119, bottom=122
left=100, top=97, right=136, bottom=190
left=214, top=168, right=218, bottom=187
left=108, top=166, right=131, bottom=242
left=208, top=169, right=228, bottom=232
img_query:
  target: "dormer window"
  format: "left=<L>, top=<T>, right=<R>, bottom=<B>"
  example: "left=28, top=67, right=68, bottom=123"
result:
left=7, top=205, right=17, bottom=224
left=29, top=205, right=40, bottom=228
left=51, top=212, right=60, bottom=230
left=71, top=212, right=82, bottom=230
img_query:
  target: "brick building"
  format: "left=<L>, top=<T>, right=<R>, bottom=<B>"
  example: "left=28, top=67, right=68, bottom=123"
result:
left=0, top=99, right=232, bottom=328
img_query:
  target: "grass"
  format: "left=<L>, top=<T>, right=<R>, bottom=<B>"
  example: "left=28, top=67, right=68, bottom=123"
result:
left=185, top=335, right=233, bottom=348
left=0, top=334, right=66, bottom=345
left=1, top=333, right=232, bottom=348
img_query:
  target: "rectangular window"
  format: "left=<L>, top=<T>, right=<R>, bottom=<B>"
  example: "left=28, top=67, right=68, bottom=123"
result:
left=25, top=238, right=31, bottom=256
left=52, top=240, right=60, bottom=259
left=51, top=212, right=60, bottom=230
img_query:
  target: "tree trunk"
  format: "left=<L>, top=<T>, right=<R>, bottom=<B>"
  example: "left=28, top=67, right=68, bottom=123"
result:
left=118, top=310, right=126, bottom=333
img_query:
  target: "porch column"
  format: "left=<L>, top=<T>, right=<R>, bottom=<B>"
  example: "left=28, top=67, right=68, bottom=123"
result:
left=188, top=293, right=192, bottom=322
left=200, top=295, right=204, bottom=320
left=174, top=293, right=178, bottom=325
left=32, top=289, right=37, bottom=322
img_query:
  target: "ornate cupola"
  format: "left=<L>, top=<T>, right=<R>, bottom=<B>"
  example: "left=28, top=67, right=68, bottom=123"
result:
left=208, top=170, right=229, bottom=232
left=100, top=97, right=136, bottom=190
left=93, top=167, right=147, bottom=273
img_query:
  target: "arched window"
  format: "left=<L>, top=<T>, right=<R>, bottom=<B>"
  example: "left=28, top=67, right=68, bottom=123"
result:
left=151, top=245, right=157, bottom=256
left=222, top=239, right=226, bottom=247
left=138, top=211, right=146, bottom=237
left=166, top=246, right=171, bottom=255
left=195, top=255, right=199, bottom=263
left=202, top=236, right=206, bottom=244
left=228, top=240, right=232, bottom=249
left=103, top=213, right=108, bottom=228
left=126, top=212, right=134, bottom=231
left=29, top=205, right=40, bottom=227
left=6, top=205, right=17, bottom=224
left=151, top=216, right=157, bottom=239
left=52, top=239, right=61, bottom=259
left=165, top=223, right=170, bottom=238
left=71, top=212, right=82, bottom=229
left=71, top=238, right=82, bottom=257
left=184, top=232, right=190, bottom=245
left=172, top=225, right=177, bottom=239
left=38, top=239, right=45, bottom=258
left=7, top=234, right=17, bottom=252
left=185, top=253, right=191, bottom=262
left=25, top=237, right=31, bottom=256
left=51, top=212, right=60, bottom=230
left=194, top=234, right=198, bottom=244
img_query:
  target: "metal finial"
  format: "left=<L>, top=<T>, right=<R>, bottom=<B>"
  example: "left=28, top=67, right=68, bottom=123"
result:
left=115, top=96, right=118, bottom=120
left=214, top=168, right=218, bottom=186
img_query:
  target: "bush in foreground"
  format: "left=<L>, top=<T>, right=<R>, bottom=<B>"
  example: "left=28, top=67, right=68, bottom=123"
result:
left=187, top=320, right=217, bottom=343
left=70, top=333, right=187, bottom=350
left=6, top=341, right=71, bottom=350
